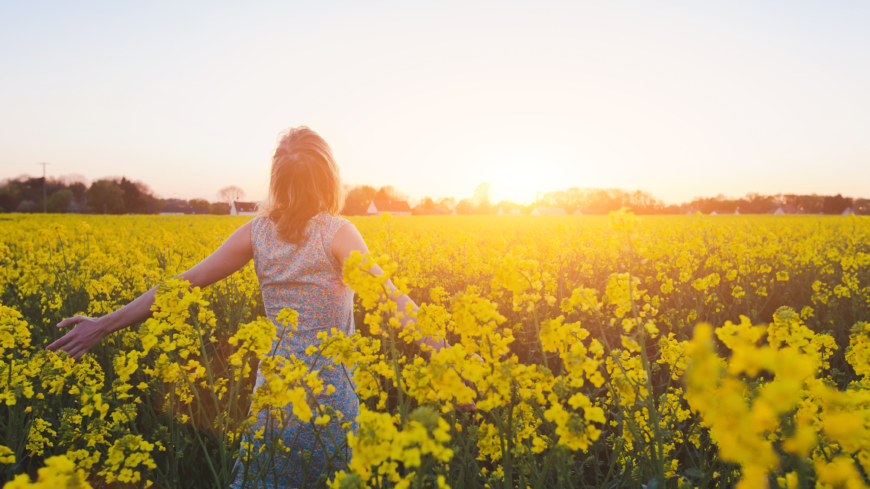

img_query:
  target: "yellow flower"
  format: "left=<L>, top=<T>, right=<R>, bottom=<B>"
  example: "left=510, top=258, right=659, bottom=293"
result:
left=4, top=455, right=92, bottom=489
left=0, top=445, right=15, bottom=464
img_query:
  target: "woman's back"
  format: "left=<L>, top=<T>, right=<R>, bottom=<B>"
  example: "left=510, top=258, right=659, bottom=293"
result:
left=241, top=211, right=358, bottom=488
left=251, top=211, right=354, bottom=342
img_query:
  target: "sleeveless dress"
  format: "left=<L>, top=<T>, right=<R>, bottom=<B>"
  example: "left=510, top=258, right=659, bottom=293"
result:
left=232, top=212, right=359, bottom=488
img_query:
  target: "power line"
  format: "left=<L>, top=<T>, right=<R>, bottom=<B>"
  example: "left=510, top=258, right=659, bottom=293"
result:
left=36, top=162, right=50, bottom=213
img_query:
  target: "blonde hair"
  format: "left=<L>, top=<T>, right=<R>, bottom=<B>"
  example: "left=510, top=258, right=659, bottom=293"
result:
left=260, top=127, right=345, bottom=244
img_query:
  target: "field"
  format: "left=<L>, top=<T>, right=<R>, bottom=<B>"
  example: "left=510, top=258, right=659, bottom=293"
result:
left=1, top=213, right=869, bottom=489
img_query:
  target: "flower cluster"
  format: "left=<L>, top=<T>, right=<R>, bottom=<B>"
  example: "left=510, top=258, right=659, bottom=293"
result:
left=0, top=211, right=868, bottom=488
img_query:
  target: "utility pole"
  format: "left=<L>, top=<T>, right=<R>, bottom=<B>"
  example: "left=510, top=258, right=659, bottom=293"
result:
left=36, top=162, right=50, bottom=213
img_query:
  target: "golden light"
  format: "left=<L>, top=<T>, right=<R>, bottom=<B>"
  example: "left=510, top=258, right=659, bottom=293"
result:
left=470, top=148, right=583, bottom=205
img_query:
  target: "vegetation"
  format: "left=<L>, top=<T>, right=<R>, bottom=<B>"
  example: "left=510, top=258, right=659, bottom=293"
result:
left=2, top=173, right=867, bottom=217
left=0, top=177, right=235, bottom=215
left=0, top=213, right=869, bottom=488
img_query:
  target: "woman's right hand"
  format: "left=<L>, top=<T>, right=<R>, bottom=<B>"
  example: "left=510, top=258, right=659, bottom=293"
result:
left=46, top=315, right=108, bottom=361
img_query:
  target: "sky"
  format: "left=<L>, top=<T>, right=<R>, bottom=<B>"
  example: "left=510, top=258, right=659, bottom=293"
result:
left=1, top=1, right=868, bottom=205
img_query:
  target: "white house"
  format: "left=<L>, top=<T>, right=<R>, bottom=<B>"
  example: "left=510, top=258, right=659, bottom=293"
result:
left=366, top=200, right=412, bottom=216
left=572, top=209, right=583, bottom=216
left=530, top=206, right=568, bottom=216
left=497, top=207, right=522, bottom=216
left=734, top=209, right=740, bottom=215
left=710, top=211, right=718, bottom=215
left=842, top=207, right=856, bottom=216
left=231, top=201, right=258, bottom=216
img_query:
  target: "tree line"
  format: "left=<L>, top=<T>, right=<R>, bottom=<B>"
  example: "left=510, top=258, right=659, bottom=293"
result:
left=0, top=176, right=233, bottom=215
left=2, top=174, right=866, bottom=216
left=683, top=193, right=867, bottom=215
left=400, top=183, right=868, bottom=216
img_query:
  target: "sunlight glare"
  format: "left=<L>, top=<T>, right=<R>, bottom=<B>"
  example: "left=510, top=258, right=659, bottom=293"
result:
left=471, top=148, right=584, bottom=205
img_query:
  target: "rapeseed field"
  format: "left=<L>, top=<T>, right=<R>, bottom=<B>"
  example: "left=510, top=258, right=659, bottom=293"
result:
left=0, top=212, right=868, bottom=489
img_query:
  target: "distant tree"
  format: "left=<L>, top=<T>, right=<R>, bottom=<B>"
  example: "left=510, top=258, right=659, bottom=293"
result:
left=47, top=189, right=73, bottom=213
left=184, top=198, right=208, bottom=215
left=854, top=198, right=870, bottom=215
left=823, top=194, right=852, bottom=215
left=22, top=178, right=45, bottom=203
left=495, top=200, right=524, bottom=214
left=189, top=198, right=210, bottom=209
left=455, top=198, right=474, bottom=215
left=744, top=193, right=778, bottom=214
left=343, top=185, right=378, bottom=215
left=438, top=197, right=456, bottom=210
left=66, top=182, right=89, bottom=212
left=473, top=183, right=493, bottom=207
left=626, top=190, right=663, bottom=214
left=0, top=193, right=15, bottom=212
left=16, top=200, right=39, bottom=213
left=545, top=187, right=647, bottom=213
left=564, top=188, right=583, bottom=211
left=118, top=177, right=155, bottom=214
left=87, top=180, right=125, bottom=214
left=798, top=194, right=824, bottom=214
left=374, top=185, right=408, bottom=202
left=209, top=202, right=231, bottom=215
left=419, top=197, right=436, bottom=209
left=374, top=187, right=390, bottom=201
left=68, top=182, right=87, bottom=200
left=217, top=185, right=246, bottom=205
left=472, top=183, right=496, bottom=214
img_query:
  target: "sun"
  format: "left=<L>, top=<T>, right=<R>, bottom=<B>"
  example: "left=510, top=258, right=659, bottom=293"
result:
left=487, top=168, right=530, bottom=204
left=466, top=146, right=582, bottom=204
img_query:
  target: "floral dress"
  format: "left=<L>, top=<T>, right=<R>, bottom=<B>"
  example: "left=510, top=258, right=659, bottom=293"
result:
left=232, top=212, right=358, bottom=488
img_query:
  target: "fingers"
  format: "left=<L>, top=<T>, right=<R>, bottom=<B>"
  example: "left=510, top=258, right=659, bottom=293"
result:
left=67, top=346, right=88, bottom=361
left=57, top=315, right=86, bottom=329
left=46, top=333, right=87, bottom=360
left=51, top=340, right=88, bottom=361
left=46, top=334, right=72, bottom=351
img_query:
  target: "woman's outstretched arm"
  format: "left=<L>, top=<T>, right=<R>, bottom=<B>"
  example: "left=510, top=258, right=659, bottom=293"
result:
left=331, top=222, right=445, bottom=356
left=47, top=221, right=254, bottom=360
left=333, top=222, right=478, bottom=410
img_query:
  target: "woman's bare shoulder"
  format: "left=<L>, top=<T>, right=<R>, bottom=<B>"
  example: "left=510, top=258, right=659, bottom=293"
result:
left=330, top=221, right=368, bottom=264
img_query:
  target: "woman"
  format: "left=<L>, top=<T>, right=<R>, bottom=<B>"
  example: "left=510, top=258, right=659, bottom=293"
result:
left=46, top=127, right=447, bottom=487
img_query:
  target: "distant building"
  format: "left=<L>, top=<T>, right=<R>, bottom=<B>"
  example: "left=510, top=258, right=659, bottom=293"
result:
left=710, top=211, right=718, bottom=215
left=160, top=204, right=188, bottom=216
left=842, top=207, right=857, bottom=216
left=772, top=204, right=798, bottom=215
left=734, top=209, right=740, bottom=215
left=572, top=209, right=583, bottom=216
left=530, top=206, right=568, bottom=216
left=497, top=207, right=522, bottom=216
left=231, top=201, right=259, bottom=216
left=366, top=200, right=412, bottom=216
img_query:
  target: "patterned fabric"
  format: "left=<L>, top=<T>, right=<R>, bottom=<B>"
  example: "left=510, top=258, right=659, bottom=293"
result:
left=232, top=212, right=358, bottom=488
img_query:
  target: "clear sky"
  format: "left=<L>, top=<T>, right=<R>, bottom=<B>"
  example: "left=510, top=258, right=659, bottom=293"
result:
left=1, top=1, right=868, bottom=205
